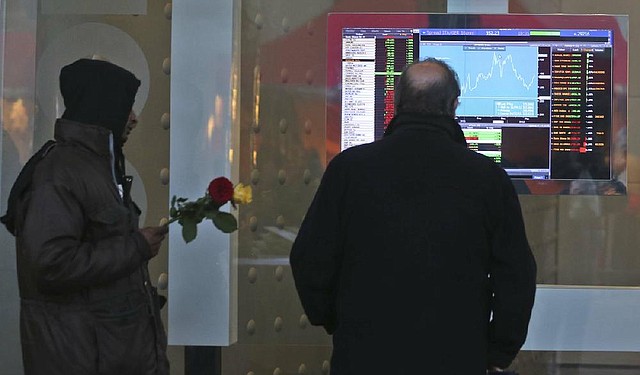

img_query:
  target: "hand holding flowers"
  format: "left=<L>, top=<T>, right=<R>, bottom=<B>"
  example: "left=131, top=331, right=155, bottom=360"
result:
left=169, top=177, right=252, bottom=243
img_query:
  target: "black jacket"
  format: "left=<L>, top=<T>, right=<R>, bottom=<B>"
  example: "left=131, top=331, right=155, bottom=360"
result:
left=290, top=113, right=537, bottom=375
left=5, top=59, right=168, bottom=375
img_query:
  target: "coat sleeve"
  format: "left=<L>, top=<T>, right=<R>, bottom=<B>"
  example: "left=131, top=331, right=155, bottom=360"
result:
left=22, top=182, right=151, bottom=294
left=290, top=156, right=348, bottom=334
left=487, top=173, right=537, bottom=369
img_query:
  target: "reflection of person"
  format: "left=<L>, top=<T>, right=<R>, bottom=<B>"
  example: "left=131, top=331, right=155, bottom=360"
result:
left=1, top=59, right=169, bottom=375
left=290, top=59, right=537, bottom=375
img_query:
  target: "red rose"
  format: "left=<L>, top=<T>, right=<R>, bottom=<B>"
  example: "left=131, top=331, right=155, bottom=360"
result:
left=208, top=177, right=234, bottom=206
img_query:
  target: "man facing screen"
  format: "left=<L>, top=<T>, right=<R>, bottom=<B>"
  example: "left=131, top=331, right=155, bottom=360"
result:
left=290, top=58, right=537, bottom=374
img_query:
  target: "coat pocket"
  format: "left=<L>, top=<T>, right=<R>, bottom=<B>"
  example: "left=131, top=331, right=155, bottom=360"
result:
left=88, top=204, right=129, bottom=224
left=86, top=204, right=130, bottom=240
left=93, top=297, right=157, bottom=375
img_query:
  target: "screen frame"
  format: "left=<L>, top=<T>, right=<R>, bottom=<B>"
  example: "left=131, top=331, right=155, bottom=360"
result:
left=326, top=13, right=629, bottom=195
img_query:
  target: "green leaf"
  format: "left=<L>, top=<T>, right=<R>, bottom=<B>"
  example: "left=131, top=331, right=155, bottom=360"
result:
left=204, top=208, right=219, bottom=220
left=171, top=195, right=177, bottom=207
left=211, top=212, right=238, bottom=233
left=181, top=217, right=198, bottom=243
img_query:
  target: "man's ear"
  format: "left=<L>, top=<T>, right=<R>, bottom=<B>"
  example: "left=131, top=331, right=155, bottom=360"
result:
left=449, top=98, right=459, bottom=117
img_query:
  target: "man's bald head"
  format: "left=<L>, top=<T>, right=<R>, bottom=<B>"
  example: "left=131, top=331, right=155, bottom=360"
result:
left=394, top=58, right=461, bottom=118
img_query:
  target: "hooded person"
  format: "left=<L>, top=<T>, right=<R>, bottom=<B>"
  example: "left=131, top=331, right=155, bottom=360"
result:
left=59, top=58, right=139, bottom=191
left=2, top=58, right=170, bottom=375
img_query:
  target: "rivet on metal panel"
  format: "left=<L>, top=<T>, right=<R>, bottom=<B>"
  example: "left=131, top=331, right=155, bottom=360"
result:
left=303, top=170, right=312, bottom=185
left=159, top=168, right=170, bottom=185
left=249, top=216, right=258, bottom=232
left=276, top=215, right=285, bottom=229
left=255, top=13, right=263, bottom=29
left=251, top=169, right=260, bottom=185
left=275, top=266, right=284, bottom=281
left=248, top=267, right=258, bottom=284
left=322, top=360, right=330, bottom=374
left=299, top=314, right=309, bottom=329
left=279, top=118, right=288, bottom=134
left=157, top=273, right=168, bottom=290
left=304, top=119, right=312, bottom=135
left=274, top=317, right=283, bottom=332
left=252, top=121, right=260, bottom=134
left=164, top=3, right=172, bottom=20
left=162, top=58, right=171, bottom=75
left=161, top=112, right=170, bottom=130
left=246, top=319, right=256, bottom=335
left=278, top=169, right=287, bottom=185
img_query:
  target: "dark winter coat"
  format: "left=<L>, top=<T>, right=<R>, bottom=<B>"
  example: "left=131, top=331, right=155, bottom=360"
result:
left=5, top=59, right=169, bottom=375
left=290, top=113, right=537, bottom=375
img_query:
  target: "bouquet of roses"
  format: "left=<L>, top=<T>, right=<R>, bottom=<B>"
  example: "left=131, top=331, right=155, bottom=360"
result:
left=169, top=177, right=252, bottom=243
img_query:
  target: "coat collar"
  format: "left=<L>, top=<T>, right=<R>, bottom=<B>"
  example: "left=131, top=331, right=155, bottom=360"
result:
left=384, top=112, right=467, bottom=147
left=54, top=118, right=113, bottom=157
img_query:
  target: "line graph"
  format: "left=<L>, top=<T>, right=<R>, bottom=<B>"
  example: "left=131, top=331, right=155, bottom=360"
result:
left=420, top=45, right=539, bottom=117
left=460, top=52, right=536, bottom=94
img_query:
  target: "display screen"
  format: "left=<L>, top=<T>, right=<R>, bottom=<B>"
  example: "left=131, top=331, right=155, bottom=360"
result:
left=327, top=14, right=628, bottom=195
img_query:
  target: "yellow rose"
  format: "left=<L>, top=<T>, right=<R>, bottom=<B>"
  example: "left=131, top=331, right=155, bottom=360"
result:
left=233, top=183, right=252, bottom=204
